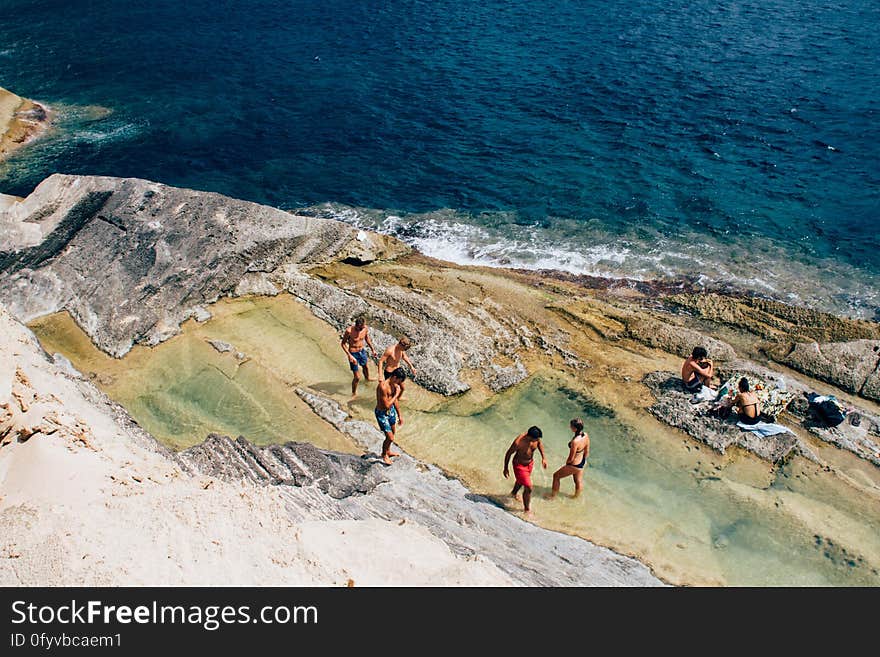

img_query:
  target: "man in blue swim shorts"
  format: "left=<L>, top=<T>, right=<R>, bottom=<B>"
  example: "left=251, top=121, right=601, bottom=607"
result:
left=375, top=368, right=407, bottom=465
left=341, top=316, right=377, bottom=398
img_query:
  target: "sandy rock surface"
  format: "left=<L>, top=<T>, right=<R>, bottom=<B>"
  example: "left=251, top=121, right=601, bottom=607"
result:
left=0, top=306, right=515, bottom=586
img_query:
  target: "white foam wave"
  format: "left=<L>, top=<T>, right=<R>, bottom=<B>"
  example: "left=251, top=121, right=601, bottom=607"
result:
left=71, top=121, right=143, bottom=145
left=297, top=202, right=878, bottom=319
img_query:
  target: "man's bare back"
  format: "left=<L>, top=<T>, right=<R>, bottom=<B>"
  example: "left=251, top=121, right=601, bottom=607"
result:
left=375, top=369, right=407, bottom=464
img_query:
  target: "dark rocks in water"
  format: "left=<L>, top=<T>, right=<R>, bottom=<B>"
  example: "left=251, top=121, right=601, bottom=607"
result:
left=14, top=104, right=47, bottom=122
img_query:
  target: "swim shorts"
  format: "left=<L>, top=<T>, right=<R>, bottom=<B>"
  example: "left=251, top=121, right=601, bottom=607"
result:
left=513, top=461, right=533, bottom=488
left=349, top=349, right=369, bottom=372
left=374, top=405, right=398, bottom=434
left=683, top=375, right=703, bottom=392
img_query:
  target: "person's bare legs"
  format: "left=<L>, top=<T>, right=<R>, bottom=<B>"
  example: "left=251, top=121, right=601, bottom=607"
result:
left=380, top=422, right=401, bottom=464
left=381, top=431, right=396, bottom=465
left=350, top=370, right=361, bottom=398
left=363, top=363, right=373, bottom=382
left=522, top=486, right=533, bottom=516
left=700, top=363, right=716, bottom=389
left=510, top=482, right=522, bottom=501
left=549, top=465, right=577, bottom=498
left=573, top=470, right=584, bottom=498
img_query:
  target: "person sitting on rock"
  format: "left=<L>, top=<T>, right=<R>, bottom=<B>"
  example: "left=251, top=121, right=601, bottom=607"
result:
left=733, top=377, right=761, bottom=425
left=503, top=426, right=547, bottom=516
left=682, top=346, right=715, bottom=392
left=378, top=337, right=417, bottom=398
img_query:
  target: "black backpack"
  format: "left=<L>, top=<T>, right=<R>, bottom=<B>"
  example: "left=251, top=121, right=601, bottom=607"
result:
left=808, top=395, right=846, bottom=428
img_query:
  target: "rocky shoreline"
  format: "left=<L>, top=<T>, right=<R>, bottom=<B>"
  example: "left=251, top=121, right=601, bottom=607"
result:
left=2, top=172, right=879, bottom=585
left=0, top=87, right=51, bottom=164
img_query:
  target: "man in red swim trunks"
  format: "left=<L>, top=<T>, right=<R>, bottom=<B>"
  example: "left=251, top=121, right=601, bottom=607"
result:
left=503, top=426, right=547, bottom=516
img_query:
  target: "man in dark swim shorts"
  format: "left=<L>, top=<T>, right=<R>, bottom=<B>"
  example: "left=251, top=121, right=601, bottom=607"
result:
left=375, top=368, right=407, bottom=465
left=681, top=346, right=715, bottom=392
left=341, top=316, right=377, bottom=398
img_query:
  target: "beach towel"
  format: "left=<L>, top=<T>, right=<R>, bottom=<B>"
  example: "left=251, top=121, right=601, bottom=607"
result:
left=690, top=385, right=717, bottom=403
left=736, top=421, right=793, bottom=437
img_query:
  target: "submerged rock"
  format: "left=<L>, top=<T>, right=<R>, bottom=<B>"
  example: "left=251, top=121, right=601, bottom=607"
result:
left=207, top=339, right=233, bottom=354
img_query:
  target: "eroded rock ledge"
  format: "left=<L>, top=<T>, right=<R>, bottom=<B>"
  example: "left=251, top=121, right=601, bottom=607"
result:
left=0, top=175, right=531, bottom=395
left=0, top=174, right=405, bottom=355
left=2, top=174, right=879, bottom=467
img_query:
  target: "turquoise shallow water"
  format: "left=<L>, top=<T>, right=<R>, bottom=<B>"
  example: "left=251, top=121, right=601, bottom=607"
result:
left=30, top=300, right=880, bottom=586
left=1, top=0, right=878, bottom=316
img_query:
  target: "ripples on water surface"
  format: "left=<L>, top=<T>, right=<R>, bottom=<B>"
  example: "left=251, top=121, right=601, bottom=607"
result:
left=1, top=0, right=878, bottom=315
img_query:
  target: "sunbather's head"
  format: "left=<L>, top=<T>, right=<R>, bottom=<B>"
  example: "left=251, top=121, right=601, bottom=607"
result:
left=692, top=346, right=708, bottom=360
left=739, top=377, right=750, bottom=393
left=527, top=426, right=543, bottom=440
left=570, top=418, right=584, bottom=433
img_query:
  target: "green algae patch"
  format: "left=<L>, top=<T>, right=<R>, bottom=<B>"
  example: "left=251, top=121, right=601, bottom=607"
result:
left=30, top=297, right=358, bottom=453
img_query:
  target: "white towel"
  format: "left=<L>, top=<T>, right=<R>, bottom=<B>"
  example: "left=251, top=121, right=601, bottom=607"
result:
left=691, top=385, right=717, bottom=403
left=737, top=421, right=793, bottom=437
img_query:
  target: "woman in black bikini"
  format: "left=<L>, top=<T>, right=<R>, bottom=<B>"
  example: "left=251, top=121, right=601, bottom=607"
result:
left=733, top=378, right=761, bottom=425
left=548, top=418, right=590, bottom=499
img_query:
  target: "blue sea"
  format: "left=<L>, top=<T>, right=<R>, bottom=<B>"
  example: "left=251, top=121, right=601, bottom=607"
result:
left=1, top=0, right=878, bottom=317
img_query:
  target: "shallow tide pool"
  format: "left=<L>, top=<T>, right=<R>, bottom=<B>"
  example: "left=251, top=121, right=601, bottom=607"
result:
left=31, top=294, right=880, bottom=585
